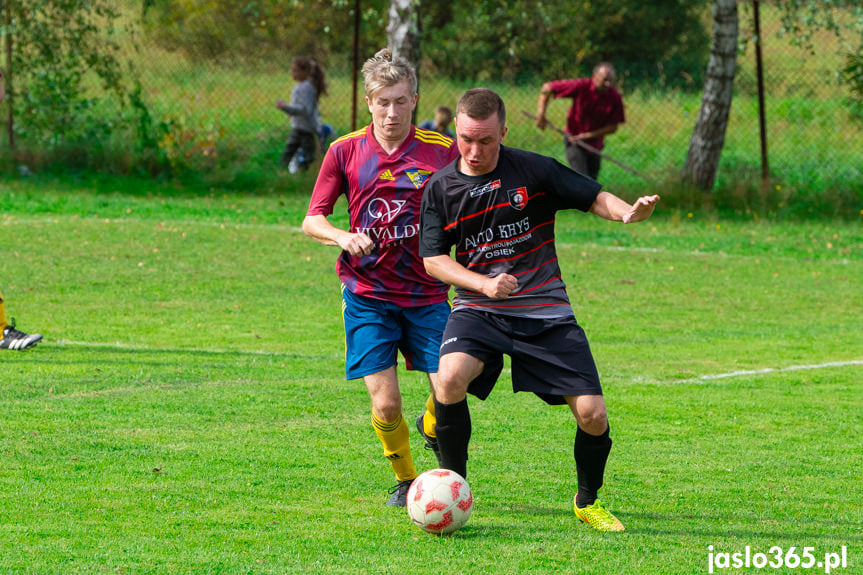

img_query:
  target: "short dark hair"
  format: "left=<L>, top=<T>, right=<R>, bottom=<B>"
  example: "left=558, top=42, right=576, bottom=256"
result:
left=434, top=105, right=453, bottom=123
left=456, top=88, right=506, bottom=128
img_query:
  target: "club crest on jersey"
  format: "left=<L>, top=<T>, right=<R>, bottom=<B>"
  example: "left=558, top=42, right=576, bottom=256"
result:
left=469, top=179, right=501, bottom=198
left=379, top=169, right=395, bottom=181
left=406, top=169, right=432, bottom=189
left=508, top=187, right=528, bottom=210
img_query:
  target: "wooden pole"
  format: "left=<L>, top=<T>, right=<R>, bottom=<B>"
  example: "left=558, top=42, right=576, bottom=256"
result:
left=753, top=0, right=769, bottom=186
left=4, top=0, right=14, bottom=150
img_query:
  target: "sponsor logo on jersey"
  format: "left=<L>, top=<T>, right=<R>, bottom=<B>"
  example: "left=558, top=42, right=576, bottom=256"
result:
left=379, top=169, right=395, bottom=181
left=359, top=197, right=417, bottom=246
left=469, top=179, right=501, bottom=198
left=406, top=169, right=432, bottom=189
left=367, top=198, right=406, bottom=223
left=508, top=187, right=528, bottom=210
left=353, top=224, right=419, bottom=245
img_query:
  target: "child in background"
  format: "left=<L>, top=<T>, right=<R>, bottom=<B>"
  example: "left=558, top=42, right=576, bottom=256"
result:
left=291, top=122, right=337, bottom=174
left=419, top=105, right=454, bottom=138
left=276, top=57, right=327, bottom=172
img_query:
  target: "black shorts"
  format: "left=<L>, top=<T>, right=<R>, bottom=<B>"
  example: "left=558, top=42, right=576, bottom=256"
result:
left=440, top=309, right=602, bottom=405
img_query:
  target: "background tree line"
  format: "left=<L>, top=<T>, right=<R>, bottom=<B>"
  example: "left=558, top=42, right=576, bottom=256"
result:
left=142, top=0, right=711, bottom=90
left=1, top=0, right=861, bottom=201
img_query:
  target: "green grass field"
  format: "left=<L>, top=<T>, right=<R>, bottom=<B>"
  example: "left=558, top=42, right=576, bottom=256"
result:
left=1, top=176, right=861, bottom=573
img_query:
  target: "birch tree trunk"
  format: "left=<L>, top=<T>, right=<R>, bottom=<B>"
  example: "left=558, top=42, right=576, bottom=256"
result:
left=387, top=0, right=420, bottom=66
left=387, top=0, right=420, bottom=123
left=682, top=0, right=739, bottom=190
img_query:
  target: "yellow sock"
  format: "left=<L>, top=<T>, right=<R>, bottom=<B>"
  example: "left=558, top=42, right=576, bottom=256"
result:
left=371, top=413, right=417, bottom=482
left=0, top=289, right=7, bottom=331
left=423, top=394, right=437, bottom=439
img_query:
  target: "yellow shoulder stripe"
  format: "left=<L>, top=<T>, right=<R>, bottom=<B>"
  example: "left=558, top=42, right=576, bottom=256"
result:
left=415, top=128, right=454, bottom=147
left=332, top=128, right=366, bottom=145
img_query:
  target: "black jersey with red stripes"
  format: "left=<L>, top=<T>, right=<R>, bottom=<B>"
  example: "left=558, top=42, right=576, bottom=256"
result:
left=420, top=145, right=601, bottom=318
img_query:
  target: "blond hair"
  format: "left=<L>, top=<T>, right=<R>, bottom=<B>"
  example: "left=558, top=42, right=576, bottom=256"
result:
left=361, top=48, right=417, bottom=99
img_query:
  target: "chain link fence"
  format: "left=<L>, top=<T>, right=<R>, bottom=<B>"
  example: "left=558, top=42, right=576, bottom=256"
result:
left=3, top=4, right=861, bottom=201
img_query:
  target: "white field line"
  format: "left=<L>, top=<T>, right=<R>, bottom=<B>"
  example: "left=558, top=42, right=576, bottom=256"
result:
left=695, top=360, right=863, bottom=380
left=53, top=339, right=861, bottom=385
left=53, top=339, right=339, bottom=359
left=1, top=214, right=303, bottom=233
left=558, top=242, right=854, bottom=264
left=558, top=243, right=668, bottom=254
left=501, top=360, right=863, bottom=384
left=674, top=360, right=863, bottom=384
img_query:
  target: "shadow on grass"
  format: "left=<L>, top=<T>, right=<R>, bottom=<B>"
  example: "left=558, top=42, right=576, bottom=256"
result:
left=485, top=503, right=572, bottom=518
left=482, top=504, right=862, bottom=541
left=1, top=345, right=344, bottom=396
left=620, top=511, right=863, bottom=541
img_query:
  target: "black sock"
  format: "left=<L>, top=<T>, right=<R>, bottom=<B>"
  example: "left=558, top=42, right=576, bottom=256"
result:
left=574, top=425, right=612, bottom=508
left=433, top=397, right=471, bottom=479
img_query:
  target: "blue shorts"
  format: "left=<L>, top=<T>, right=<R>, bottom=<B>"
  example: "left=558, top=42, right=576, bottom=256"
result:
left=342, top=286, right=450, bottom=380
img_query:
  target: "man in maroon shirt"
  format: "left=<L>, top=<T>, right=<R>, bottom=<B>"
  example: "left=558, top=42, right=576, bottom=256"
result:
left=535, top=62, right=625, bottom=179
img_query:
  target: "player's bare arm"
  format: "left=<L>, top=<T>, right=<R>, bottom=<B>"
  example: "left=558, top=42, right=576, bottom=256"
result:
left=423, top=254, right=518, bottom=299
left=302, top=214, right=375, bottom=256
left=535, top=83, right=553, bottom=129
left=588, top=191, right=659, bottom=224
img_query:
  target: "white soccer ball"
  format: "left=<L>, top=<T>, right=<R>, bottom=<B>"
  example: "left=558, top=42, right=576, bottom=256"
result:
left=406, top=468, right=473, bottom=534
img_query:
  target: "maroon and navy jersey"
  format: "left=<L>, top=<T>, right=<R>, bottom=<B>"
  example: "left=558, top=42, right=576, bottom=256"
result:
left=308, top=124, right=458, bottom=307
left=420, top=146, right=601, bottom=318
left=548, top=78, right=625, bottom=150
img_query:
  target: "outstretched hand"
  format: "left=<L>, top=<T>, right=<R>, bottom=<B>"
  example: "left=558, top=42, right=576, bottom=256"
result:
left=622, top=195, right=660, bottom=224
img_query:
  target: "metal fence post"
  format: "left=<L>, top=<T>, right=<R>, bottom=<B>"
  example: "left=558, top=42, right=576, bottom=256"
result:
left=753, top=0, right=769, bottom=187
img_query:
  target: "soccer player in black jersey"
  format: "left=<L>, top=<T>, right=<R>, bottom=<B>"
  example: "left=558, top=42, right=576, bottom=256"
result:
left=419, top=88, right=659, bottom=532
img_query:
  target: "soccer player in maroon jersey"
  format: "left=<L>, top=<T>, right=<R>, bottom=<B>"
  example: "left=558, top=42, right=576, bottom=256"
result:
left=302, top=48, right=458, bottom=507
left=419, top=88, right=658, bottom=531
